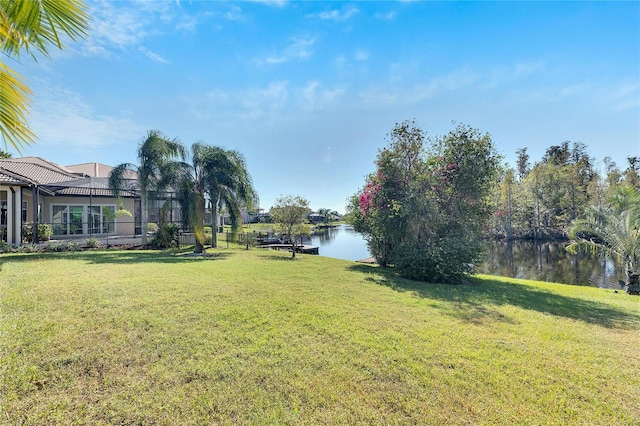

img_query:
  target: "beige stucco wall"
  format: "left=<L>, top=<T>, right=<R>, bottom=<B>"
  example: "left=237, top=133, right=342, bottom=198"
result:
left=46, top=196, right=136, bottom=236
left=28, top=193, right=137, bottom=237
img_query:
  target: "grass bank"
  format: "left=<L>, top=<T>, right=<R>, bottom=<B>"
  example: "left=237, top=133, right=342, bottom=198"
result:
left=1, top=248, right=639, bottom=424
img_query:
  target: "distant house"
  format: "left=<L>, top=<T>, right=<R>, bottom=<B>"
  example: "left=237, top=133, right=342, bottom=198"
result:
left=0, top=157, right=139, bottom=245
left=307, top=213, right=326, bottom=224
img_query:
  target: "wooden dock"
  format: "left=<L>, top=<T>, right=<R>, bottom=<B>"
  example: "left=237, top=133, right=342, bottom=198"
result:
left=258, top=243, right=319, bottom=255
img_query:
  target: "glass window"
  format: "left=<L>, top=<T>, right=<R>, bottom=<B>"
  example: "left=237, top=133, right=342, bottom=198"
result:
left=69, top=206, right=84, bottom=235
left=88, top=206, right=101, bottom=235
left=52, top=204, right=117, bottom=235
left=52, top=205, right=68, bottom=235
left=102, top=206, right=115, bottom=234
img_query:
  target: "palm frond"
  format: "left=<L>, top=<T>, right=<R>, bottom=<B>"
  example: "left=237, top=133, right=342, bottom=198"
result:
left=0, top=62, right=35, bottom=152
left=108, top=163, right=138, bottom=197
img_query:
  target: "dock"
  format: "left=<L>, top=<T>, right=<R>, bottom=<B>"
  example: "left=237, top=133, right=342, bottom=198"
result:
left=258, top=243, right=319, bottom=255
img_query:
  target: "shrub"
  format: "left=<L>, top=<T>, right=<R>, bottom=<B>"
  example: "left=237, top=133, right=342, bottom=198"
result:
left=203, top=227, right=213, bottom=246
left=147, top=222, right=159, bottom=234
left=45, top=241, right=81, bottom=252
left=0, top=240, right=11, bottom=253
left=85, top=238, right=100, bottom=248
left=149, top=223, right=179, bottom=249
left=37, top=223, right=53, bottom=240
left=347, top=121, right=500, bottom=283
left=17, top=243, right=39, bottom=253
left=22, top=225, right=33, bottom=243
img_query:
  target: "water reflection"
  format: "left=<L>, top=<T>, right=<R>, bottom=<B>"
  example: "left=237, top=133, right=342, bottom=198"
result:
left=310, top=224, right=371, bottom=261
left=478, top=240, right=624, bottom=289
left=309, top=226, right=624, bottom=289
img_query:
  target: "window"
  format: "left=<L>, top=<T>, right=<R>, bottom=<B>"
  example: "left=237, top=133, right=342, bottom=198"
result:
left=51, top=204, right=116, bottom=235
left=22, top=201, right=27, bottom=222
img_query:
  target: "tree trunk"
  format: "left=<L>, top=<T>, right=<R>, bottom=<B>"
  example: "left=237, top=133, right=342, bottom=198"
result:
left=141, top=195, right=148, bottom=245
left=627, top=271, right=640, bottom=295
left=193, top=193, right=206, bottom=254
left=212, top=206, right=218, bottom=248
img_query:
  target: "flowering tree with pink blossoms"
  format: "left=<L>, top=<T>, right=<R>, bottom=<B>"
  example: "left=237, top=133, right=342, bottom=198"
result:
left=347, top=121, right=501, bottom=283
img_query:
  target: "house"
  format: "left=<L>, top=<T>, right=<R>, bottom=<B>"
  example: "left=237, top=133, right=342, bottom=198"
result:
left=307, top=212, right=327, bottom=224
left=0, top=157, right=139, bottom=245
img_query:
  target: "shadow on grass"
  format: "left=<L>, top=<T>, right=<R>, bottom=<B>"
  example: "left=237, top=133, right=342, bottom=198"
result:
left=0, top=250, right=234, bottom=266
left=348, top=263, right=640, bottom=330
left=255, top=253, right=299, bottom=262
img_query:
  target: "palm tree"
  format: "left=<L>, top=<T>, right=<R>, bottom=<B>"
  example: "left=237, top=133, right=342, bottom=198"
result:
left=174, top=143, right=257, bottom=254
left=1, top=0, right=89, bottom=151
left=109, top=130, right=185, bottom=245
left=567, top=185, right=640, bottom=295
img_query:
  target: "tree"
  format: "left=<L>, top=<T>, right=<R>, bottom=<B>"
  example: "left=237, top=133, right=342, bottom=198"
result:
left=624, top=156, right=640, bottom=189
left=515, top=147, right=530, bottom=181
left=0, top=149, right=11, bottom=158
left=109, top=130, right=185, bottom=245
left=1, top=0, right=89, bottom=151
left=317, top=207, right=332, bottom=225
left=174, top=143, right=257, bottom=253
left=270, top=195, right=311, bottom=259
left=347, top=121, right=501, bottom=283
left=568, top=185, right=640, bottom=295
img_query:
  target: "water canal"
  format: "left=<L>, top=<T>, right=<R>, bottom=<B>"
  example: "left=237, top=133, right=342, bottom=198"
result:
left=310, top=224, right=624, bottom=290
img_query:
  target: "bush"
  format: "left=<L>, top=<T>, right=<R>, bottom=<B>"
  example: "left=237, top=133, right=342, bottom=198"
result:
left=147, top=222, right=159, bottom=234
left=0, top=240, right=11, bottom=253
left=149, top=223, right=179, bottom=249
left=38, top=223, right=52, bottom=241
left=85, top=238, right=100, bottom=248
left=348, top=121, right=500, bottom=283
left=22, top=225, right=33, bottom=243
left=45, top=241, right=81, bottom=252
left=202, top=226, right=213, bottom=245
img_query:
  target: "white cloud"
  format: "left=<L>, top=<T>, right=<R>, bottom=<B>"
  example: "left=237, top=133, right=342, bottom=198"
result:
left=85, top=1, right=151, bottom=52
left=224, top=5, right=247, bottom=22
left=186, top=80, right=346, bottom=125
left=310, top=7, right=360, bottom=22
left=200, top=81, right=290, bottom=120
left=78, top=1, right=197, bottom=61
left=248, top=0, right=288, bottom=7
left=514, top=61, right=544, bottom=76
left=28, top=82, right=145, bottom=151
left=255, top=36, right=316, bottom=65
left=138, top=46, right=169, bottom=64
left=357, top=68, right=478, bottom=109
left=608, top=82, right=639, bottom=111
left=298, top=81, right=345, bottom=111
left=374, top=11, right=397, bottom=21
left=355, top=49, right=369, bottom=61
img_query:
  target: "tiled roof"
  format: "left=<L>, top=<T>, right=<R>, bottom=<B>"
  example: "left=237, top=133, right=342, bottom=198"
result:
left=0, top=159, right=79, bottom=185
left=0, top=170, right=28, bottom=184
left=5, top=157, right=75, bottom=174
left=47, top=177, right=137, bottom=197
left=0, top=157, right=139, bottom=197
left=66, top=162, right=139, bottom=180
left=53, top=187, right=136, bottom=197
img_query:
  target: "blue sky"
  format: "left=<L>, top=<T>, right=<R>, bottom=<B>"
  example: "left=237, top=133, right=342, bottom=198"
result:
left=10, top=0, right=640, bottom=213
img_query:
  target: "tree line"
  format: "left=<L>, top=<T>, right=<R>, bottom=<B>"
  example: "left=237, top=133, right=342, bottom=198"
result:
left=491, top=142, right=639, bottom=240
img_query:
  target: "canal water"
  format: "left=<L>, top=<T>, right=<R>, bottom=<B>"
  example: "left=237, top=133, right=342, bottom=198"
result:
left=310, top=225, right=625, bottom=289
left=309, top=224, right=371, bottom=262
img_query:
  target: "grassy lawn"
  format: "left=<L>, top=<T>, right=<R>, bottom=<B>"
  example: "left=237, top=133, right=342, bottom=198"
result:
left=1, top=248, right=639, bottom=425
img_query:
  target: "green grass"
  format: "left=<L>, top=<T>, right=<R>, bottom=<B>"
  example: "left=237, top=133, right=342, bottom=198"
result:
left=1, top=248, right=639, bottom=425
